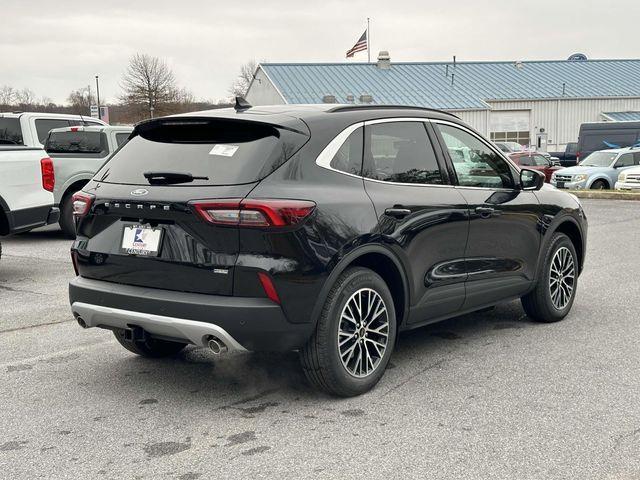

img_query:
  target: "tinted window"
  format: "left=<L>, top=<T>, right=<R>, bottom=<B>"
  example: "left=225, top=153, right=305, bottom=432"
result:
left=330, top=128, right=363, bottom=175
left=115, top=132, right=130, bottom=147
left=45, top=131, right=108, bottom=158
left=95, top=118, right=308, bottom=186
left=363, top=122, right=443, bottom=185
left=437, top=124, right=514, bottom=189
left=582, top=132, right=638, bottom=152
left=616, top=153, right=635, bottom=167
left=35, top=119, right=71, bottom=144
left=566, top=143, right=577, bottom=154
left=0, top=118, right=23, bottom=145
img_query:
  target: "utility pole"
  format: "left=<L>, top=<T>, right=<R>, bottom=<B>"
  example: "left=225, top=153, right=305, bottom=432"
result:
left=95, top=75, right=101, bottom=120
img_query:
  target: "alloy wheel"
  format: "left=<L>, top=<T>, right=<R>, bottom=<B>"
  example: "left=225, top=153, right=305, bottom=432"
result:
left=549, top=246, right=575, bottom=310
left=337, top=288, right=390, bottom=378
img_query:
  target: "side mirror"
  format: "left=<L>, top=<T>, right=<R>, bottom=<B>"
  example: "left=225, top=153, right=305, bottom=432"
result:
left=520, top=168, right=545, bottom=190
left=551, top=160, right=561, bottom=167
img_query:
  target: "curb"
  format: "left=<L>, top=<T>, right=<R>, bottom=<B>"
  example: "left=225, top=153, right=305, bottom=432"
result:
left=567, top=190, right=640, bottom=201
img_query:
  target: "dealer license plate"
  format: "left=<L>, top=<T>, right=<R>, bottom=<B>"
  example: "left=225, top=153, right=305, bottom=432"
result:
left=121, top=225, right=163, bottom=256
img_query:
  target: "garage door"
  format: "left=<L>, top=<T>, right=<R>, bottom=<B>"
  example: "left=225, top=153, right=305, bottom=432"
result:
left=489, top=110, right=531, bottom=147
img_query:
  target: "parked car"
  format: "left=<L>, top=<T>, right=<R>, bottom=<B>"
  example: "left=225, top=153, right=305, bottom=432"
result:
left=577, top=121, right=640, bottom=163
left=494, top=141, right=525, bottom=153
left=0, top=145, right=59, bottom=240
left=44, top=125, right=133, bottom=237
left=615, top=165, right=640, bottom=191
left=509, top=152, right=563, bottom=182
left=0, top=112, right=107, bottom=147
left=549, top=142, right=578, bottom=167
left=69, top=104, right=587, bottom=396
left=551, top=147, right=640, bottom=190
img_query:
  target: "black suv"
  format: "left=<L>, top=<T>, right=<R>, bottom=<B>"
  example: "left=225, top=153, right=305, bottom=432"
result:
left=69, top=104, right=587, bottom=396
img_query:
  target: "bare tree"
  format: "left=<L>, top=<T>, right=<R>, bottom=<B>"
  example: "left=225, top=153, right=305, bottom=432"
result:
left=0, top=85, right=16, bottom=105
left=67, top=87, right=94, bottom=114
left=120, top=53, right=177, bottom=118
left=14, top=88, right=37, bottom=106
left=229, top=60, right=260, bottom=98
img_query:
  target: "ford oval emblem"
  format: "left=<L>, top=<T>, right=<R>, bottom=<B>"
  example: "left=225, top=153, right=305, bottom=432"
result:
left=131, top=188, right=149, bottom=196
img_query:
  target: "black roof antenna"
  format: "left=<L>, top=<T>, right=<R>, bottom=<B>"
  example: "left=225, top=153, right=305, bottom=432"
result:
left=234, top=96, right=252, bottom=111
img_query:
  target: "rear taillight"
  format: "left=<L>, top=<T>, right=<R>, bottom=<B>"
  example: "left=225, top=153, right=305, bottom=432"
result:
left=71, top=192, right=94, bottom=217
left=192, top=199, right=316, bottom=227
left=40, top=157, right=54, bottom=192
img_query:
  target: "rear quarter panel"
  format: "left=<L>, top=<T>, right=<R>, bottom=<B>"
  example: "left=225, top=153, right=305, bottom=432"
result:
left=0, top=147, right=53, bottom=211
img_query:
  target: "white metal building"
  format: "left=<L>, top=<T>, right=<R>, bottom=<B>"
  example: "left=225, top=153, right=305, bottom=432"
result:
left=245, top=54, right=640, bottom=151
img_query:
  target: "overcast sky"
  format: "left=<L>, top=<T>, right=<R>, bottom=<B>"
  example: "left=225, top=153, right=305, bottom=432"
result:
left=2, top=0, right=639, bottom=104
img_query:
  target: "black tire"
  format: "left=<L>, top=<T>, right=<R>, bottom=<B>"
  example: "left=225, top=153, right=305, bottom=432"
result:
left=59, top=194, right=77, bottom=239
left=300, top=267, right=397, bottom=397
left=590, top=179, right=608, bottom=190
left=521, top=233, right=578, bottom=323
left=112, top=330, right=187, bottom=358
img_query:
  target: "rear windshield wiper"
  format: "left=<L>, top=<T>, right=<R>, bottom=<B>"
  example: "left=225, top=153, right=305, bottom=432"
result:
left=143, top=171, right=209, bottom=185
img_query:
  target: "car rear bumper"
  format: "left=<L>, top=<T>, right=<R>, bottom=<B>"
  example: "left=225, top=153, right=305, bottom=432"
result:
left=69, top=276, right=315, bottom=351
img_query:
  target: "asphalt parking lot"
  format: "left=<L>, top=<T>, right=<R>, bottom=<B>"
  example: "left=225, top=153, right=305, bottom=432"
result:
left=1, top=199, right=639, bottom=479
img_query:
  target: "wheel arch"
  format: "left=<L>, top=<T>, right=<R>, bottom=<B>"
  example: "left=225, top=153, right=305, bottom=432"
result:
left=311, top=245, right=411, bottom=329
left=541, top=216, right=586, bottom=276
left=586, top=175, right=610, bottom=189
left=61, top=178, right=91, bottom=203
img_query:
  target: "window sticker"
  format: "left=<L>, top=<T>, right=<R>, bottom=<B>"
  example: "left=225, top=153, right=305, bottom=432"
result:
left=209, top=144, right=239, bottom=157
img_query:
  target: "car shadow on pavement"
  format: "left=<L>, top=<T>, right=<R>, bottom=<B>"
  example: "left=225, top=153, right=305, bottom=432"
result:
left=77, top=301, right=536, bottom=404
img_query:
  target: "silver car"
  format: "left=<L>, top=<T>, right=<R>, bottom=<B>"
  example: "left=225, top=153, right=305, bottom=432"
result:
left=44, top=125, right=133, bottom=236
left=551, top=147, right=640, bottom=190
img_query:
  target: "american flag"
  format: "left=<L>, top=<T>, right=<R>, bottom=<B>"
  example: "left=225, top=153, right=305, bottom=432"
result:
left=346, top=30, right=367, bottom=58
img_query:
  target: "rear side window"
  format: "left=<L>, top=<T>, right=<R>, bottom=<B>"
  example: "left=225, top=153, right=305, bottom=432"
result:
left=330, top=128, right=363, bottom=175
left=582, top=132, right=638, bottom=152
left=35, top=119, right=73, bottom=144
left=363, top=122, right=443, bottom=185
left=95, top=118, right=309, bottom=186
left=115, top=133, right=130, bottom=147
left=45, top=131, right=108, bottom=158
left=0, top=118, right=23, bottom=145
left=616, top=153, right=635, bottom=167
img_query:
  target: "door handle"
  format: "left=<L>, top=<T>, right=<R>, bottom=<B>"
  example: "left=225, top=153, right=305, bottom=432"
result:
left=475, top=206, right=495, bottom=218
left=385, top=207, right=412, bottom=219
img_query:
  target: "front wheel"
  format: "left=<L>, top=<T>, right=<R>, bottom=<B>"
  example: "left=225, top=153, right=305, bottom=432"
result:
left=300, top=267, right=397, bottom=397
left=590, top=179, right=608, bottom=190
left=521, top=233, right=578, bottom=322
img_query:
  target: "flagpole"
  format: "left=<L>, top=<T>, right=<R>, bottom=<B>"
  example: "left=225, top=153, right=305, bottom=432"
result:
left=367, top=17, right=370, bottom=63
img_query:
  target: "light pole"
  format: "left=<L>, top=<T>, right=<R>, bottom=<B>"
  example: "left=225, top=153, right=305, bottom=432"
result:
left=95, top=75, right=101, bottom=120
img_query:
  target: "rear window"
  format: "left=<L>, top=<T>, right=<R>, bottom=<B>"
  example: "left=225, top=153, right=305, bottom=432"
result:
left=94, top=118, right=309, bottom=186
left=45, top=131, right=108, bottom=158
left=0, top=118, right=23, bottom=145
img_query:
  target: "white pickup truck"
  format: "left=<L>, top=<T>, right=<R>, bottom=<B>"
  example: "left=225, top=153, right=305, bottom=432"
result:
left=0, top=111, right=107, bottom=258
left=44, top=125, right=133, bottom=237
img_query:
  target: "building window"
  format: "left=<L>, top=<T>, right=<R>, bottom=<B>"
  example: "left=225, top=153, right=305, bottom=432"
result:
left=490, top=131, right=531, bottom=147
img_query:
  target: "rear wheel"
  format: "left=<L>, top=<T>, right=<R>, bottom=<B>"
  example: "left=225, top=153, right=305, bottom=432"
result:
left=590, top=179, right=608, bottom=190
left=59, top=194, right=76, bottom=238
left=112, top=330, right=187, bottom=358
left=521, top=233, right=578, bottom=323
left=300, top=267, right=396, bottom=397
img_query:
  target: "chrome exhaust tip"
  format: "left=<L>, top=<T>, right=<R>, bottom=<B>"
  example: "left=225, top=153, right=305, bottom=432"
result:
left=207, top=336, right=228, bottom=355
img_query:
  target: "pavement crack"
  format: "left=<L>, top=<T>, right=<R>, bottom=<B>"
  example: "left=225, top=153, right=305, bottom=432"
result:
left=0, top=284, right=49, bottom=295
left=0, top=319, right=74, bottom=334
left=381, top=358, right=447, bottom=397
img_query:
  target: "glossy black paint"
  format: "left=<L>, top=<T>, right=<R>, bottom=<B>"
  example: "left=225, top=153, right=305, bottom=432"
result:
left=70, top=105, right=588, bottom=351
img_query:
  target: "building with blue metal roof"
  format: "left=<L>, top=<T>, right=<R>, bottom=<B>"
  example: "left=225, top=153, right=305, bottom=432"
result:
left=245, top=53, right=640, bottom=151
